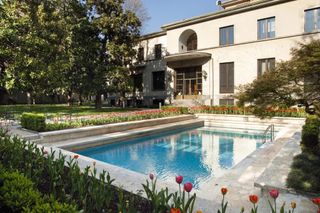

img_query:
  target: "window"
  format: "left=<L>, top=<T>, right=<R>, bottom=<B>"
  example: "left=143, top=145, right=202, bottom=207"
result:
left=138, top=47, right=144, bottom=61
left=154, top=44, right=162, bottom=59
left=219, top=99, right=234, bottom=106
left=220, top=25, right=234, bottom=46
left=220, top=62, right=234, bottom=93
left=257, top=58, right=275, bottom=76
left=152, top=71, right=165, bottom=91
left=258, top=17, right=275, bottom=40
left=187, top=33, right=197, bottom=51
left=305, top=8, right=320, bottom=33
left=133, top=73, right=143, bottom=92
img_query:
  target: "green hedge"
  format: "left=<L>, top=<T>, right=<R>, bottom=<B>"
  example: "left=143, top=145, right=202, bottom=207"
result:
left=0, top=168, right=77, bottom=213
left=21, top=113, right=46, bottom=132
left=301, top=116, right=320, bottom=150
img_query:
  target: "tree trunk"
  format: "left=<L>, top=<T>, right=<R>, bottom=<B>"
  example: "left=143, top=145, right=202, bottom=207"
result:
left=78, top=93, right=83, bottom=106
left=26, top=92, right=32, bottom=105
left=95, top=92, right=102, bottom=109
left=67, top=91, right=72, bottom=106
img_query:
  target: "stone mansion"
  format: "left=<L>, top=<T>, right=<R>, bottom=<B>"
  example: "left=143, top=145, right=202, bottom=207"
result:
left=110, top=0, right=320, bottom=107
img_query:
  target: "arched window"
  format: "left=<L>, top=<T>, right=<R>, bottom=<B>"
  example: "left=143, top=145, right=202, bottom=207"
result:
left=179, top=30, right=198, bottom=52
left=187, top=33, right=197, bottom=51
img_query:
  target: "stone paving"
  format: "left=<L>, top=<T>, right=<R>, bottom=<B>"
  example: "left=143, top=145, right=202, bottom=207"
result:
left=2, top=118, right=318, bottom=213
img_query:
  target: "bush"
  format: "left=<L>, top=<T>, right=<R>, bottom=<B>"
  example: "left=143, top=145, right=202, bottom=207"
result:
left=21, top=113, right=46, bottom=131
left=0, top=169, right=77, bottom=213
left=301, top=116, right=320, bottom=150
left=287, top=152, right=320, bottom=192
left=0, top=171, right=42, bottom=212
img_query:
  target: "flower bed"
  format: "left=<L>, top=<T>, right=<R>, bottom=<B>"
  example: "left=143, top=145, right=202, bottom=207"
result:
left=189, top=105, right=306, bottom=117
left=22, top=108, right=184, bottom=132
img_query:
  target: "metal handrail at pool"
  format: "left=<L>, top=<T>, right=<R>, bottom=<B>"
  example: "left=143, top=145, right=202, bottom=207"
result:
left=263, top=124, right=275, bottom=143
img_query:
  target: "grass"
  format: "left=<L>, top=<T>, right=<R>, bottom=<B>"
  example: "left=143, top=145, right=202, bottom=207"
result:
left=0, top=104, right=138, bottom=117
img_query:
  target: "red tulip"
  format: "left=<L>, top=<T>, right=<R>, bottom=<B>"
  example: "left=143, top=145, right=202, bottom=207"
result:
left=184, top=182, right=193, bottom=193
left=73, top=155, right=79, bottom=159
left=170, top=208, right=181, bottom=213
left=249, top=195, right=259, bottom=204
left=221, top=187, right=228, bottom=195
left=176, top=175, right=183, bottom=184
left=149, top=173, right=154, bottom=180
left=312, top=198, right=320, bottom=206
left=269, top=189, right=279, bottom=199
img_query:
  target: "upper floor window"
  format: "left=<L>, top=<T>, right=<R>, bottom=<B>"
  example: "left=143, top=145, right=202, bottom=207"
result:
left=220, top=25, right=234, bottom=46
left=154, top=44, right=162, bottom=59
left=257, top=58, right=275, bottom=76
left=220, top=62, right=234, bottom=94
left=258, top=17, right=275, bottom=40
left=152, top=71, right=165, bottom=91
left=138, top=47, right=144, bottom=61
left=187, top=33, right=197, bottom=51
left=305, top=8, right=320, bottom=33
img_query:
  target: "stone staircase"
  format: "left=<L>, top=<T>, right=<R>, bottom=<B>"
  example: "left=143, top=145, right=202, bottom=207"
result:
left=171, top=99, right=203, bottom=107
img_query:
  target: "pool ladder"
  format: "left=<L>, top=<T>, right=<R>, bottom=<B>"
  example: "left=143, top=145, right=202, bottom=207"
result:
left=263, top=124, right=275, bottom=143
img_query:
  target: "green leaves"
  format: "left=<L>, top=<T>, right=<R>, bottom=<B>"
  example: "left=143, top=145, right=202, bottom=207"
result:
left=236, top=40, right=320, bottom=118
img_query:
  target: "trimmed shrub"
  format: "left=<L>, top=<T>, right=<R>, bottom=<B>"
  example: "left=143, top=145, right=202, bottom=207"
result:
left=287, top=152, right=320, bottom=192
left=0, top=171, right=42, bottom=212
left=0, top=169, right=77, bottom=213
left=21, top=113, right=46, bottom=131
left=301, top=116, right=320, bottom=150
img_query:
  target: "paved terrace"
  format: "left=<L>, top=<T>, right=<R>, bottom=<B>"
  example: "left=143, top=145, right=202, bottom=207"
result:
left=3, top=115, right=317, bottom=212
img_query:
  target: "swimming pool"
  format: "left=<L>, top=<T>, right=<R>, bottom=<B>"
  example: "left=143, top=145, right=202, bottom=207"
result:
left=77, top=127, right=266, bottom=188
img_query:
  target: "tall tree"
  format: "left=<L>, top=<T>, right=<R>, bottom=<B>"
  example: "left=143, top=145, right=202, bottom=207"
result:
left=236, top=39, right=320, bottom=117
left=87, top=0, right=141, bottom=109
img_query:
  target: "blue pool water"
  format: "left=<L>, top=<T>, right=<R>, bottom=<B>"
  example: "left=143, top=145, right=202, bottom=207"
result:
left=77, top=127, right=265, bottom=188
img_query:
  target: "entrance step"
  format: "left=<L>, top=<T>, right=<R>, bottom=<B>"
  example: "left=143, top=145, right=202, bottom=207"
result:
left=172, top=99, right=203, bottom=107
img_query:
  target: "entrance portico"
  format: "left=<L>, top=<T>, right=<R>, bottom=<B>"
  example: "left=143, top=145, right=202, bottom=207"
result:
left=164, top=51, right=211, bottom=100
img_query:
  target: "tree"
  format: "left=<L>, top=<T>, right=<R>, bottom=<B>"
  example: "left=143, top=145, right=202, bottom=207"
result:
left=87, top=0, right=141, bottom=109
left=124, top=0, right=150, bottom=31
left=236, top=39, right=320, bottom=117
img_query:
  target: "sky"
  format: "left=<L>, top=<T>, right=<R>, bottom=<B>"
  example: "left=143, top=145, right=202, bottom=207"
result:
left=141, top=0, right=220, bottom=35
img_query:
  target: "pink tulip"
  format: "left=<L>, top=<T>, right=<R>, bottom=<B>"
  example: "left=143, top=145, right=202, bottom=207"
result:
left=149, top=173, right=154, bottom=180
left=184, top=182, right=193, bottom=193
left=176, top=175, right=183, bottom=184
left=269, top=189, right=279, bottom=199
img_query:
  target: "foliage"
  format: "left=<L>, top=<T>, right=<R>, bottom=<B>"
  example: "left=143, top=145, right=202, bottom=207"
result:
left=236, top=39, right=320, bottom=117
left=301, top=116, right=320, bottom=151
left=0, top=104, right=135, bottom=117
left=287, top=152, right=320, bottom=192
left=44, top=109, right=184, bottom=131
left=0, top=0, right=141, bottom=108
left=162, top=106, right=189, bottom=114
left=142, top=177, right=196, bottom=213
left=21, top=113, right=46, bottom=132
left=0, top=169, right=77, bottom=213
left=189, top=105, right=306, bottom=118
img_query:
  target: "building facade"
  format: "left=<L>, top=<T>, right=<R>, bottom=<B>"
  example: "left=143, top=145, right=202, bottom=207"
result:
left=129, top=0, right=320, bottom=107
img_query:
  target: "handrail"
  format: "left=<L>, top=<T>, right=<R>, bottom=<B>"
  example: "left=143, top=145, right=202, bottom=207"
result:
left=263, top=124, right=275, bottom=143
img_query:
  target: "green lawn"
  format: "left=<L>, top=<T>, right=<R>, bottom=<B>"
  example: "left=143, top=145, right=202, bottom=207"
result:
left=0, top=104, right=139, bottom=118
